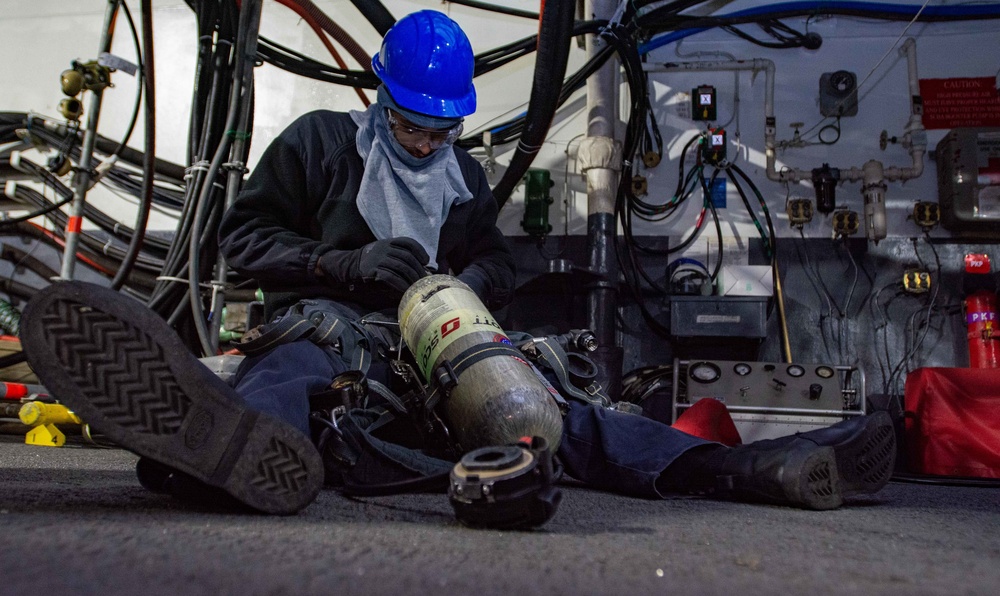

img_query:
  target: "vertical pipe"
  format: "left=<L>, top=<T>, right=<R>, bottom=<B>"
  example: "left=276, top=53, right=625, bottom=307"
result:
left=584, top=0, right=618, bottom=347
left=59, top=0, right=119, bottom=280
left=584, top=0, right=623, bottom=398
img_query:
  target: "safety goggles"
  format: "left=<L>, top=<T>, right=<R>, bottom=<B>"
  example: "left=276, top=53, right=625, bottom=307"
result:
left=386, top=109, right=463, bottom=152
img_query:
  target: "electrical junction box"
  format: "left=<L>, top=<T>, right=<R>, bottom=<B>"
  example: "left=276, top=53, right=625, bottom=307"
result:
left=936, top=128, right=1000, bottom=236
left=668, top=296, right=768, bottom=339
left=692, top=85, right=717, bottom=121
left=717, top=265, right=773, bottom=296
left=702, top=128, right=727, bottom=165
left=671, top=359, right=865, bottom=441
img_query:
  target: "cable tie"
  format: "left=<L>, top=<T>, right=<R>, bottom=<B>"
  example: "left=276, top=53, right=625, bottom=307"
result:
left=517, top=140, right=542, bottom=154
left=183, top=160, right=212, bottom=180
left=208, top=278, right=232, bottom=291
left=603, top=0, right=627, bottom=31
left=154, top=275, right=219, bottom=290
left=103, top=237, right=113, bottom=255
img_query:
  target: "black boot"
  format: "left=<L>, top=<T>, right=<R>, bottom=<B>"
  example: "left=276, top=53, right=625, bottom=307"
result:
left=696, top=440, right=843, bottom=510
left=135, top=456, right=174, bottom=494
left=681, top=412, right=895, bottom=510
left=21, top=281, right=325, bottom=515
left=738, top=411, right=896, bottom=499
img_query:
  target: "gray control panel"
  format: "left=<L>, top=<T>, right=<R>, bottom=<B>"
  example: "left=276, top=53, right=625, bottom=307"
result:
left=677, top=360, right=855, bottom=413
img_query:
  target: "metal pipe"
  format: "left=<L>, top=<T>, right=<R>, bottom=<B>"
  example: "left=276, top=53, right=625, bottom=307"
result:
left=59, top=0, right=120, bottom=280
left=583, top=0, right=620, bottom=349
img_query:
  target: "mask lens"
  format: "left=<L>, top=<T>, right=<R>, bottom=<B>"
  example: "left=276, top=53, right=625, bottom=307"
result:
left=387, top=111, right=462, bottom=151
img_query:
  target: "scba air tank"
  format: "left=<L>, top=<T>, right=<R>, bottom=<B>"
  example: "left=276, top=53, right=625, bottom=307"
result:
left=398, top=275, right=564, bottom=452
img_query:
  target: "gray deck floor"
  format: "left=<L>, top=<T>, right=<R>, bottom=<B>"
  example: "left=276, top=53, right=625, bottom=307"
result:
left=1, top=436, right=997, bottom=595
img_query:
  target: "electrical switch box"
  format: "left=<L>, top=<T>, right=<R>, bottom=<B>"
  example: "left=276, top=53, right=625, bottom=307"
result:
left=935, top=128, right=1000, bottom=236
left=702, top=128, right=726, bottom=165
left=692, top=85, right=717, bottom=121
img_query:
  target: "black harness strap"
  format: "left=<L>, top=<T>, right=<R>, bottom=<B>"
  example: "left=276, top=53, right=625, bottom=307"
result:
left=234, top=315, right=315, bottom=357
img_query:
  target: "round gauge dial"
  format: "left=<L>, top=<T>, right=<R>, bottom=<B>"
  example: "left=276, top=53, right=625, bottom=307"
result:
left=815, top=366, right=835, bottom=379
left=787, top=364, right=805, bottom=378
left=733, top=362, right=752, bottom=376
left=689, top=362, right=721, bottom=384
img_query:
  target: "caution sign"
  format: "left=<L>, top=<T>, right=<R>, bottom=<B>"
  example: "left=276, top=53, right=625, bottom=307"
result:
left=919, top=77, right=1000, bottom=129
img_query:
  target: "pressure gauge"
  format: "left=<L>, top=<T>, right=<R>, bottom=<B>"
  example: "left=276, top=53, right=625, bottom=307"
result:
left=733, top=363, right=752, bottom=376
left=787, top=364, right=806, bottom=378
left=689, top=362, right=721, bottom=384
left=815, top=366, right=835, bottom=379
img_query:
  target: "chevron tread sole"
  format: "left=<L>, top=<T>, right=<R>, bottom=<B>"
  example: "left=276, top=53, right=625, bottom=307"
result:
left=21, top=281, right=323, bottom=515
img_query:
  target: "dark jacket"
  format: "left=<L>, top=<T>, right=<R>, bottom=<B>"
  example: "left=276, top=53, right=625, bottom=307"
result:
left=218, top=110, right=516, bottom=320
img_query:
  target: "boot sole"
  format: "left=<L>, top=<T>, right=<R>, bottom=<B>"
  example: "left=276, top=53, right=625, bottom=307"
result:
left=766, top=444, right=843, bottom=510
left=826, top=411, right=896, bottom=497
left=720, top=443, right=843, bottom=510
left=792, top=446, right=842, bottom=510
left=21, top=281, right=324, bottom=515
left=716, top=442, right=844, bottom=510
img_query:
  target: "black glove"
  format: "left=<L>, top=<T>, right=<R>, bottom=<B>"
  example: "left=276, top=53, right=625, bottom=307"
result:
left=352, top=237, right=430, bottom=293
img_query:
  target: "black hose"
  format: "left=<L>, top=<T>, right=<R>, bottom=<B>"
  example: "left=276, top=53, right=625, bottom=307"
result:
left=107, top=0, right=144, bottom=160
left=0, top=244, right=60, bottom=281
left=491, top=0, right=575, bottom=209
left=346, top=0, right=395, bottom=36
left=110, top=0, right=156, bottom=292
left=0, top=186, right=74, bottom=227
left=443, top=0, right=539, bottom=20
left=186, top=0, right=261, bottom=356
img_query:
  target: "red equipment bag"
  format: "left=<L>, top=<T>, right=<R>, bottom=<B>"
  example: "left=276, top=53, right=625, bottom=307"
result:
left=904, top=367, right=1000, bottom=478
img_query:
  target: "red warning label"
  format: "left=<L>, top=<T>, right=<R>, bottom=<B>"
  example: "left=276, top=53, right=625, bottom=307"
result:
left=919, top=77, right=1000, bottom=129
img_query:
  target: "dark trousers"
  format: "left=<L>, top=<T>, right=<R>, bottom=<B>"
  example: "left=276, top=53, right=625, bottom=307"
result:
left=230, top=340, right=710, bottom=498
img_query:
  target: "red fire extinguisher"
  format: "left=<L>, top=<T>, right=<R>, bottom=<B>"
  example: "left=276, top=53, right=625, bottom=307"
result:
left=964, top=254, right=1000, bottom=368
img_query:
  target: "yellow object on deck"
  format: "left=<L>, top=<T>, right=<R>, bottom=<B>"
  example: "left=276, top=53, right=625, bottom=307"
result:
left=18, top=402, right=82, bottom=447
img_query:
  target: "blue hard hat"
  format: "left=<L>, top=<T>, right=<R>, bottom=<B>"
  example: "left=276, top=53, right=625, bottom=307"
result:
left=371, top=10, right=476, bottom=119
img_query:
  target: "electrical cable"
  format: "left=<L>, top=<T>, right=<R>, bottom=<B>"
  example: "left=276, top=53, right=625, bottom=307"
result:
left=890, top=234, right=942, bottom=391
left=103, top=0, right=143, bottom=161
left=638, top=2, right=1000, bottom=55
left=0, top=244, right=60, bottom=281
left=273, top=0, right=370, bottom=106
left=0, top=185, right=74, bottom=227
left=186, top=0, right=261, bottom=356
left=442, top=0, right=539, bottom=20
left=110, top=0, right=156, bottom=292
left=145, top=0, right=243, bottom=348
left=345, top=0, right=395, bottom=36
